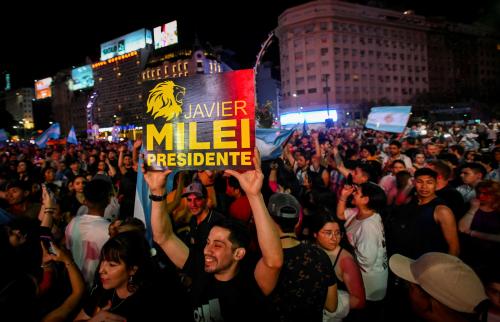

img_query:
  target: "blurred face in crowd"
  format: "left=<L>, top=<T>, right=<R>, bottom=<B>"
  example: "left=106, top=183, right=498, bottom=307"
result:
left=460, top=168, right=482, bottom=186
left=311, top=155, right=321, bottom=169
left=476, top=188, right=495, bottom=206
left=295, top=154, right=309, bottom=169
left=123, top=155, right=132, bottom=167
left=315, top=222, right=342, bottom=252
left=99, top=152, right=107, bottom=161
left=17, top=161, right=27, bottom=174
left=415, top=175, right=437, bottom=199
left=426, top=144, right=438, bottom=157
left=353, top=167, right=368, bottom=185
left=186, top=193, right=207, bottom=217
left=99, top=258, right=137, bottom=292
left=70, top=162, right=80, bottom=172
left=6, top=187, right=28, bottom=205
left=392, top=162, right=406, bottom=175
left=44, top=168, right=55, bottom=183
left=98, top=161, right=106, bottom=172
left=108, top=151, right=117, bottom=160
left=360, top=148, right=371, bottom=160
left=415, top=154, right=426, bottom=165
left=89, top=155, right=96, bottom=165
left=52, top=151, right=61, bottom=161
left=389, top=144, right=400, bottom=157
left=204, top=226, right=241, bottom=276
left=73, top=177, right=86, bottom=193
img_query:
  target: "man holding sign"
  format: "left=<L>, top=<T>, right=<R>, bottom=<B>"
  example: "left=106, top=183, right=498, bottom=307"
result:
left=143, top=149, right=283, bottom=322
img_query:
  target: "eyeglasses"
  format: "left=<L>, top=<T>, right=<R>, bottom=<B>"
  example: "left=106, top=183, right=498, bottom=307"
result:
left=319, top=230, right=343, bottom=238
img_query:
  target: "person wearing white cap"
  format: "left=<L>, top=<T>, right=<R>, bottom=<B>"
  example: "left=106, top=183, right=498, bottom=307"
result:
left=389, top=252, right=490, bottom=322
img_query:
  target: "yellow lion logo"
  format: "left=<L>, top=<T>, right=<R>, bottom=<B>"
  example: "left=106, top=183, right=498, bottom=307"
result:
left=146, top=81, right=186, bottom=121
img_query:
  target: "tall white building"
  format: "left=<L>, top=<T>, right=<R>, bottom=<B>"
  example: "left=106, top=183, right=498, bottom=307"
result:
left=276, top=0, right=429, bottom=118
left=5, top=88, right=35, bottom=129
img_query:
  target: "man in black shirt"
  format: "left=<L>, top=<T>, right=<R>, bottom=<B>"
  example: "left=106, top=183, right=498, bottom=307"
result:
left=144, top=149, right=283, bottom=322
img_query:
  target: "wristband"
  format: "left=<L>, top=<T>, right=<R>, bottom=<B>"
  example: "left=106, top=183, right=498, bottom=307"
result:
left=148, top=193, right=167, bottom=201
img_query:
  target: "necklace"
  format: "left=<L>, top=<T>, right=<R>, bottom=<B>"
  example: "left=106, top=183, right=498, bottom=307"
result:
left=110, top=290, right=129, bottom=312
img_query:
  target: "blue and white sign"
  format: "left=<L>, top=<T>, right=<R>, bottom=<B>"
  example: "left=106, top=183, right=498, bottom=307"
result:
left=100, top=28, right=153, bottom=61
left=69, top=65, right=94, bottom=91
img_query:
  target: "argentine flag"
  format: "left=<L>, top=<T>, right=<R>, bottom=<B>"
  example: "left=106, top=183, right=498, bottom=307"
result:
left=365, top=106, right=412, bottom=133
left=255, top=128, right=294, bottom=161
left=35, top=123, right=61, bottom=148
left=67, top=126, right=78, bottom=145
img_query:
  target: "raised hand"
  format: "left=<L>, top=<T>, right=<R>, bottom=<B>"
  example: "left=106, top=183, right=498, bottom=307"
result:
left=141, top=163, right=172, bottom=194
left=225, top=148, right=263, bottom=197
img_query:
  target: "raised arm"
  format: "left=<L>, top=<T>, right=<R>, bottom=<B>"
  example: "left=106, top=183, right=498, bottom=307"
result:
left=143, top=166, right=189, bottom=269
left=225, top=148, right=283, bottom=295
left=41, top=242, right=85, bottom=322
left=117, top=145, right=127, bottom=175
left=337, top=185, right=354, bottom=220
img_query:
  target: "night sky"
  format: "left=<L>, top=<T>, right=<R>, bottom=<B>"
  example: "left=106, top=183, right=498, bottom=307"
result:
left=1, top=0, right=497, bottom=88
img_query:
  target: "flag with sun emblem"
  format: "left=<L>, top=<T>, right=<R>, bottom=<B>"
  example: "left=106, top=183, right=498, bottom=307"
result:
left=365, top=106, right=412, bottom=133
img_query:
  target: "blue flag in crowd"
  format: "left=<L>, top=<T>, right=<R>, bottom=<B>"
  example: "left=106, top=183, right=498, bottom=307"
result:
left=255, top=128, right=294, bottom=161
left=67, top=126, right=78, bottom=145
left=35, top=123, right=61, bottom=148
left=365, top=106, right=412, bottom=133
left=0, top=129, right=9, bottom=142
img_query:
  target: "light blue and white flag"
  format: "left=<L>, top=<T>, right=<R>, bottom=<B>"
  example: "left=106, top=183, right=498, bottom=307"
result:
left=255, top=128, right=294, bottom=161
left=365, top=106, right=412, bottom=133
left=35, top=123, right=61, bottom=148
left=133, top=147, right=176, bottom=243
left=0, top=129, right=9, bottom=142
left=67, top=126, right=78, bottom=145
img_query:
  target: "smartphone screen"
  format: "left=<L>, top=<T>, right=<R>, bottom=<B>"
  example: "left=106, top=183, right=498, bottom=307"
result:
left=40, top=235, right=57, bottom=256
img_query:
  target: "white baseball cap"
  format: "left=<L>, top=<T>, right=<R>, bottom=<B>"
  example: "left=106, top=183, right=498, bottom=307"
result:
left=389, top=252, right=488, bottom=313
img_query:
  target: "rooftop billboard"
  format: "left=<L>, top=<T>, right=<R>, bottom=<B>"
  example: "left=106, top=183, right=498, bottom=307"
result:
left=100, top=28, right=153, bottom=61
left=35, top=77, right=53, bottom=100
left=69, top=65, right=94, bottom=91
left=153, top=20, right=178, bottom=49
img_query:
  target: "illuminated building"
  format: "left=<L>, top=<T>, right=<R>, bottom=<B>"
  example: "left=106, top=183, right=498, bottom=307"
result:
left=5, top=88, right=35, bottom=130
left=277, top=0, right=500, bottom=121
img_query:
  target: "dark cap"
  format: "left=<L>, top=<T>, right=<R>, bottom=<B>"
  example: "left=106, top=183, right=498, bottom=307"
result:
left=267, top=193, right=301, bottom=219
left=6, top=180, right=30, bottom=191
left=182, top=181, right=207, bottom=198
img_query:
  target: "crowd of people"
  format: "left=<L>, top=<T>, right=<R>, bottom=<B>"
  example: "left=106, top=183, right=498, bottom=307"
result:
left=0, top=120, right=499, bottom=322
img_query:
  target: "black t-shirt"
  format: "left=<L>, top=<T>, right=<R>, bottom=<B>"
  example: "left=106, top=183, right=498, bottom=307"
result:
left=83, top=280, right=191, bottom=322
left=183, top=251, right=269, bottom=322
left=269, top=242, right=337, bottom=322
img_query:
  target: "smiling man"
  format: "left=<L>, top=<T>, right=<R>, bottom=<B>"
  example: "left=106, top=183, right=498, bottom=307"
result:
left=144, top=149, right=283, bottom=322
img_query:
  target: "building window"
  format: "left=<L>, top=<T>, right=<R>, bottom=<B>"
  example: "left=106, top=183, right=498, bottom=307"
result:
left=308, top=88, right=317, bottom=93
left=320, top=48, right=328, bottom=56
left=296, top=89, right=305, bottom=95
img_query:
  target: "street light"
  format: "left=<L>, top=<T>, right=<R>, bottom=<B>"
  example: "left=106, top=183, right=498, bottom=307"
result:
left=292, top=93, right=298, bottom=113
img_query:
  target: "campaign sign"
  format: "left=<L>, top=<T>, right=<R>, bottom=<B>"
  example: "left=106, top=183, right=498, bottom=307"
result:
left=143, top=69, right=255, bottom=170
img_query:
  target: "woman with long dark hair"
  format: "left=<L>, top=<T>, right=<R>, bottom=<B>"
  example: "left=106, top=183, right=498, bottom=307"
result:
left=74, top=231, right=168, bottom=321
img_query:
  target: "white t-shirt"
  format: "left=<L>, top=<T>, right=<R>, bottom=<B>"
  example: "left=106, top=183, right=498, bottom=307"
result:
left=65, top=214, right=110, bottom=286
left=344, top=208, right=388, bottom=301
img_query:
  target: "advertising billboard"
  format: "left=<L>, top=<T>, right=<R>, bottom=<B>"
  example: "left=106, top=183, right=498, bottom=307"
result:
left=35, top=77, right=53, bottom=99
left=69, top=65, right=94, bottom=91
left=153, top=20, right=178, bottom=49
left=100, top=28, right=153, bottom=61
